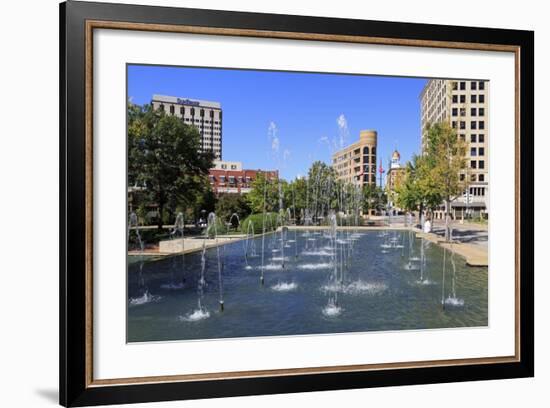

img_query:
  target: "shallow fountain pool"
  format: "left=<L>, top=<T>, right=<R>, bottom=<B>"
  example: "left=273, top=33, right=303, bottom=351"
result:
left=127, top=230, right=488, bottom=343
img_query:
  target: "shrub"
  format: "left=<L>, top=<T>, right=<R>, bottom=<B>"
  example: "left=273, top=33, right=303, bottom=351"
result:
left=241, top=212, right=278, bottom=235
left=204, top=216, right=228, bottom=237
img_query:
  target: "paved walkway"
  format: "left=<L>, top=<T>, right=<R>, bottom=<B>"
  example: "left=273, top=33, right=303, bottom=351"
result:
left=129, top=222, right=489, bottom=267
left=417, top=221, right=488, bottom=266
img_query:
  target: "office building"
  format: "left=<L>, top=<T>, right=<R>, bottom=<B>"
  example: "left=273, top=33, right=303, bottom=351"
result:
left=331, top=130, right=378, bottom=187
left=209, top=160, right=278, bottom=195
left=420, top=79, right=489, bottom=218
left=151, top=94, right=223, bottom=159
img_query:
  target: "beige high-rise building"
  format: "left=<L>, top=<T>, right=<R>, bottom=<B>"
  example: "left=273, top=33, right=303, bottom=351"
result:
left=420, top=79, right=489, bottom=217
left=332, top=130, right=378, bottom=187
left=151, top=94, right=223, bottom=159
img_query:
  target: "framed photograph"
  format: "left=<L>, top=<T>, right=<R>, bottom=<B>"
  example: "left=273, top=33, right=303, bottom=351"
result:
left=60, top=1, right=534, bottom=406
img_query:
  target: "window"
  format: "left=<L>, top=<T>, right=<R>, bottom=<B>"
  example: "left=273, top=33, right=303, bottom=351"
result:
left=479, top=94, right=485, bottom=103
left=221, top=164, right=227, bottom=169
left=372, top=147, right=376, bottom=155
left=460, top=121, right=466, bottom=129
left=479, top=81, right=485, bottom=90
left=479, top=121, right=485, bottom=130
left=200, top=109, right=205, bottom=117
left=460, top=108, right=466, bottom=116
left=470, top=160, right=477, bottom=169
left=231, top=165, right=237, bottom=170
left=452, top=95, right=458, bottom=103
left=471, top=81, right=477, bottom=90
left=452, top=121, right=457, bottom=129
left=479, top=147, right=485, bottom=156
left=479, top=108, right=485, bottom=116
left=363, top=146, right=369, bottom=155
left=471, top=174, right=477, bottom=182
left=471, top=94, right=477, bottom=103
left=452, top=82, right=458, bottom=90
left=169, top=105, right=175, bottom=115
left=479, top=174, right=485, bottom=182
left=478, top=160, right=485, bottom=169
left=460, top=134, right=466, bottom=141
left=460, top=174, right=465, bottom=181
left=452, top=108, right=458, bottom=116
left=159, top=104, right=164, bottom=111
left=460, top=95, right=466, bottom=103
left=210, top=110, right=214, bottom=118
left=190, top=107, right=195, bottom=115
left=471, top=121, right=477, bottom=130
left=180, top=106, right=184, bottom=115
left=470, top=147, right=477, bottom=156
left=471, top=108, right=477, bottom=116
left=460, top=81, right=466, bottom=90
left=470, top=134, right=477, bottom=143
left=479, top=134, right=485, bottom=143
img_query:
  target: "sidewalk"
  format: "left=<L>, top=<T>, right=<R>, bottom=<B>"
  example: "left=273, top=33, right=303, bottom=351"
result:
left=417, top=222, right=488, bottom=266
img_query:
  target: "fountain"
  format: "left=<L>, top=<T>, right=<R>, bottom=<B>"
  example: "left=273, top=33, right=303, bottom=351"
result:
left=443, top=244, right=464, bottom=307
left=243, top=220, right=256, bottom=269
left=323, top=211, right=342, bottom=317
left=260, top=178, right=268, bottom=285
left=128, top=212, right=161, bottom=306
left=228, top=212, right=240, bottom=231
left=207, top=213, right=225, bottom=311
left=162, top=212, right=186, bottom=290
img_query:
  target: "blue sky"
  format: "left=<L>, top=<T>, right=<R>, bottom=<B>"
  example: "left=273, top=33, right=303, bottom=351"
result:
left=128, top=65, right=427, bottom=181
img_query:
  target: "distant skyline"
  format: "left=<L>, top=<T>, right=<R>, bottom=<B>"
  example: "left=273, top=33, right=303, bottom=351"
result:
left=128, top=64, right=428, bottom=181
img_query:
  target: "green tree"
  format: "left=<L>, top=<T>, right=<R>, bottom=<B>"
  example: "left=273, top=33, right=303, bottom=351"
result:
left=187, top=181, right=216, bottom=225
left=396, top=155, right=430, bottom=217
left=215, top=194, right=252, bottom=227
left=246, top=173, right=283, bottom=213
left=307, top=161, right=337, bottom=220
left=287, top=177, right=307, bottom=223
left=424, top=122, right=467, bottom=240
left=361, top=183, right=377, bottom=216
left=128, top=103, right=215, bottom=231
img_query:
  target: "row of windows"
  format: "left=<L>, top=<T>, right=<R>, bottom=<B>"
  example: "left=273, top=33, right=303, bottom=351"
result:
left=452, top=81, right=486, bottom=91
left=363, top=174, right=377, bottom=183
left=452, top=107, right=486, bottom=117
left=452, top=94, right=486, bottom=104
left=459, top=134, right=486, bottom=143
left=218, top=164, right=239, bottom=170
left=159, top=104, right=222, bottom=119
left=470, top=160, right=485, bottom=169
left=460, top=173, right=486, bottom=183
left=452, top=120, right=486, bottom=130
left=470, top=147, right=485, bottom=156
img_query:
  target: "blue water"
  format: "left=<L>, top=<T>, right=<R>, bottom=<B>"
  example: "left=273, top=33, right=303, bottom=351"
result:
left=127, top=230, right=488, bottom=342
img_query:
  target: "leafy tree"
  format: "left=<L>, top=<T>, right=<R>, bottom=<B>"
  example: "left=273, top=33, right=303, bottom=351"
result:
left=396, top=154, right=430, bottom=217
left=215, top=194, right=251, bottom=227
left=423, top=122, right=467, bottom=240
left=186, top=181, right=216, bottom=225
left=307, top=161, right=338, bottom=220
left=287, top=177, right=307, bottom=223
left=246, top=172, right=283, bottom=213
left=128, top=103, right=215, bottom=231
left=362, top=183, right=378, bottom=216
